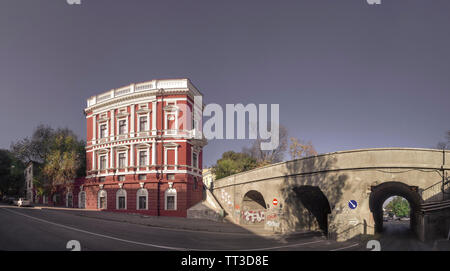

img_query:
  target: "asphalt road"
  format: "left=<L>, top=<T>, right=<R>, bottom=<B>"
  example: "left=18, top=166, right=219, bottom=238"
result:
left=379, top=221, right=450, bottom=251
left=0, top=206, right=361, bottom=251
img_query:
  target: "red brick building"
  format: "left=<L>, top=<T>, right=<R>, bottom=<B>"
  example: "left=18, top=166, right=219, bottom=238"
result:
left=79, top=78, right=206, bottom=217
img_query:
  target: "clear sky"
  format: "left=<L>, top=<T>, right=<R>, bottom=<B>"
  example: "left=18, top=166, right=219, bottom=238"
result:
left=1, top=0, right=449, bottom=167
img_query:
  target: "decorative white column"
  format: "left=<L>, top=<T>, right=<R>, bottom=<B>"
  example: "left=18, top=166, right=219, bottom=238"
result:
left=131, top=105, right=135, bottom=138
left=152, top=101, right=156, bottom=136
left=92, top=115, right=97, bottom=142
left=152, top=141, right=156, bottom=165
left=130, top=144, right=135, bottom=167
left=110, top=147, right=114, bottom=169
left=175, top=147, right=178, bottom=170
left=147, top=147, right=150, bottom=170
left=164, top=147, right=167, bottom=171
left=174, top=104, right=179, bottom=135
left=92, top=150, right=96, bottom=171
left=110, top=109, right=115, bottom=141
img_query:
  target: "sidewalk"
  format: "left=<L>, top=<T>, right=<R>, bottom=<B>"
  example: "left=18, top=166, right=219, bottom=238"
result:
left=35, top=205, right=292, bottom=237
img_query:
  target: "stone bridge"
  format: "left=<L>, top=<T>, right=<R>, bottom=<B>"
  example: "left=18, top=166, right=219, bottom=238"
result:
left=211, top=148, right=450, bottom=241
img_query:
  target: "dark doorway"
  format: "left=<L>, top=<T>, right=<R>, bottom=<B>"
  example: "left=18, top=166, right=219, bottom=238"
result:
left=293, top=186, right=331, bottom=233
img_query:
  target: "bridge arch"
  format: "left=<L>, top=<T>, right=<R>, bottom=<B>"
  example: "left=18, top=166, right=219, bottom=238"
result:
left=241, top=190, right=267, bottom=225
left=292, top=186, right=332, bottom=233
left=369, top=181, right=422, bottom=234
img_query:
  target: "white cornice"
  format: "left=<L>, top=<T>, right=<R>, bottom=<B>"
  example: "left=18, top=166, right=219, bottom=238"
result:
left=163, top=105, right=179, bottom=112
left=164, top=142, right=180, bottom=148
left=85, top=78, right=202, bottom=114
left=136, top=108, right=151, bottom=114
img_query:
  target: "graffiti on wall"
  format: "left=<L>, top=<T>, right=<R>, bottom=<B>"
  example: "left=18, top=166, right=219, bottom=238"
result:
left=266, top=213, right=278, bottom=220
left=266, top=220, right=280, bottom=227
left=220, top=190, right=234, bottom=209
left=242, top=210, right=266, bottom=224
left=265, top=210, right=281, bottom=229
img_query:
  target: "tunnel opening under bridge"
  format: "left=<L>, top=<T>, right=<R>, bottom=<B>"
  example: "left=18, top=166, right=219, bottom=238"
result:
left=293, top=186, right=332, bottom=234
left=241, top=190, right=267, bottom=226
left=369, top=182, right=422, bottom=237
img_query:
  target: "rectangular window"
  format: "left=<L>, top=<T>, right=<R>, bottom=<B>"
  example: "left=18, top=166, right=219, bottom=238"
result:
left=118, top=175, right=125, bottom=182
left=119, top=119, right=127, bottom=135
left=118, top=153, right=126, bottom=169
left=139, top=116, right=147, bottom=132
left=193, top=153, right=198, bottom=169
left=166, top=196, right=175, bottom=210
left=118, top=196, right=126, bottom=209
left=138, top=174, right=147, bottom=181
left=99, top=177, right=106, bottom=182
left=100, top=155, right=107, bottom=170
left=100, top=124, right=107, bottom=138
left=67, top=194, right=73, bottom=208
left=193, top=178, right=198, bottom=190
left=167, top=113, right=176, bottom=134
left=139, top=151, right=147, bottom=167
left=138, top=196, right=146, bottom=210
left=167, top=174, right=175, bottom=180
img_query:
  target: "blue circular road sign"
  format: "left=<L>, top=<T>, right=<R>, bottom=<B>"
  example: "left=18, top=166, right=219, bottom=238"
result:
left=348, top=200, right=358, bottom=209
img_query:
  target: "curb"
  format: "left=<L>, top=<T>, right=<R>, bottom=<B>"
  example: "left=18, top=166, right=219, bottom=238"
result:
left=37, top=207, right=285, bottom=237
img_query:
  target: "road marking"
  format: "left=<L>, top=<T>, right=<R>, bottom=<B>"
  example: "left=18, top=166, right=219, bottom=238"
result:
left=2, top=208, right=328, bottom=251
left=329, top=243, right=360, bottom=251
left=2, top=208, right=185, bottom=250
left=237, top=240, right=326, bottom=251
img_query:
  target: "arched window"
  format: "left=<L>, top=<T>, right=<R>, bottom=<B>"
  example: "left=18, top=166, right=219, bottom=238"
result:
left=116, top=189, right=127, bottom=210
left=165, top=187, right=177, bottom=211
left=66, top=192, right=73, bottom=208
left=52, top=193, right=61, bottom=205
left=78, top=191, right=86, bottom=209
left=98, top=189, right=107, bottom=209
left=136, top=188, right=148, bottom=210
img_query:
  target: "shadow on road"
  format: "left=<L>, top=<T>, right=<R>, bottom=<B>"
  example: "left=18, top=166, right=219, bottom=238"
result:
left=377, top=221, right=449, bottom=251
left=1, top=203, right=358, bottom=251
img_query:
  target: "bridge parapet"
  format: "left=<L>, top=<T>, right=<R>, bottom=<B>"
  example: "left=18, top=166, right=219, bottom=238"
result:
left=421, top=179, right=450, bottom=202
left=214, top=148, right=449, bottom=189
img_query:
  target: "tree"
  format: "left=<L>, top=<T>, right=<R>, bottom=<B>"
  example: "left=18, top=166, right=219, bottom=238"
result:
left=0, top=150, right=12, bottom=196
left=289, top=137, right=318, bottom=160
left=10, top=126, right=86, bottom=193
left=11, top=124, right=55, bottom=163
left=212, top=151, right=259, bottom=179
left=437, top=130, right=450, bottom=149
left=385, top=196, right=410, bottom=218
left=242, top=125, right=288, bottom=165
left=42, top=132, right=85, bottom=192
left=0, top=149, right=25, bottom=197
